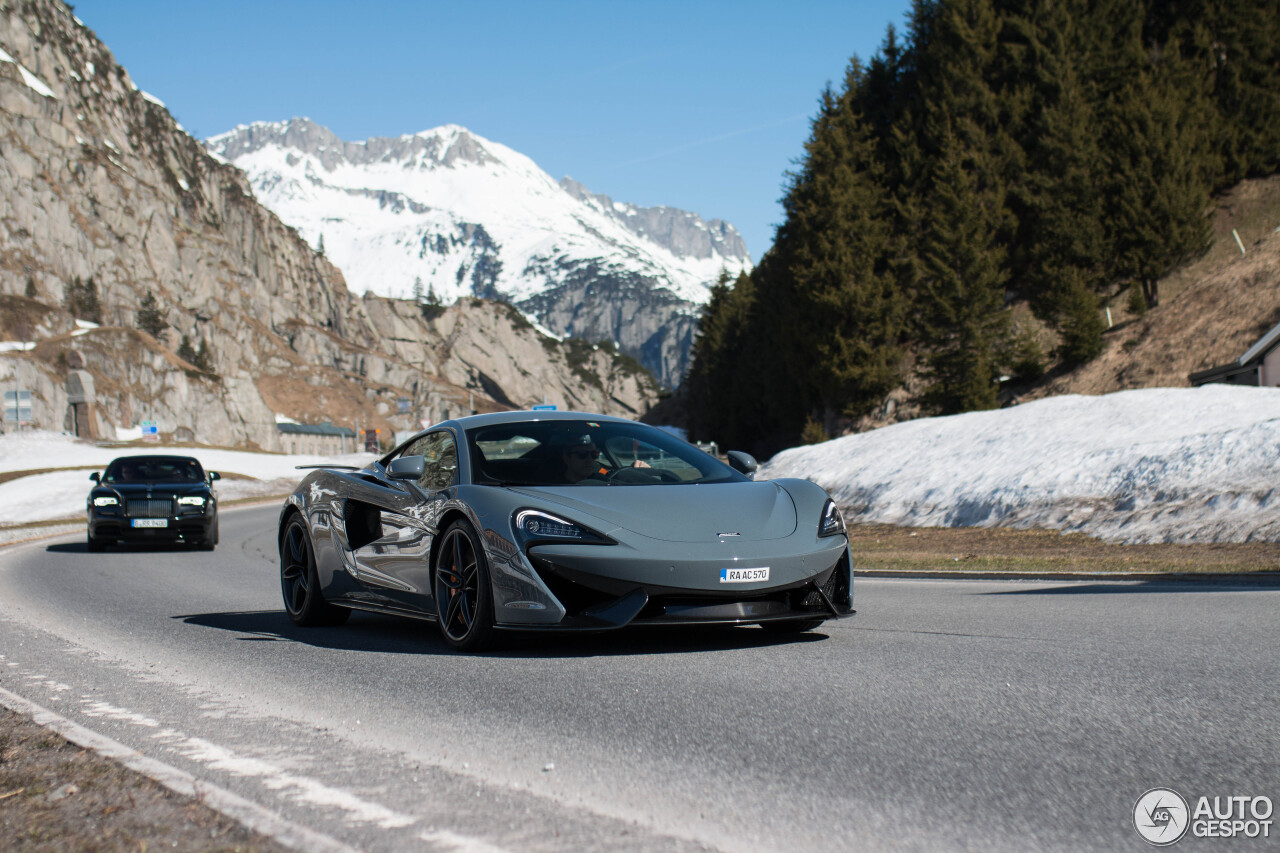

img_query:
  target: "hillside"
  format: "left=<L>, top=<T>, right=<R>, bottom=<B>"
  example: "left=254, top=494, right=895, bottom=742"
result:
left=0, top=0, right=659, bottom=448
left=1024, top=175, right=1280, bottom=397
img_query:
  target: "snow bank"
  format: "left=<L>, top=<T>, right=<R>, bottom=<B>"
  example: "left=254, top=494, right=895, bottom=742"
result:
left=759, top=386, right=1280, bottom=544
left=0, top=431, right=375, bottom=524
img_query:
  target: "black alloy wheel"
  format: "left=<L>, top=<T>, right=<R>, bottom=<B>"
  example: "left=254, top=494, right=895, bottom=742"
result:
left=280, top=516, right=349, bottom=627
left=433, top=518, right=497, bottom=651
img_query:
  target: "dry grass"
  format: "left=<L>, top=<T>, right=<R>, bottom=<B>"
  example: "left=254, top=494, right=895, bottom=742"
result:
left=0, top=707, right=289, bottom=852
left=850, top=523, right=1280, bottom=575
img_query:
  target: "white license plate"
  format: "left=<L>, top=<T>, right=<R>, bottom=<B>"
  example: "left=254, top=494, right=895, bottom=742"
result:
left=720, top=567, right=769, bottom=583
left=131, top=518, right=168, bottom=528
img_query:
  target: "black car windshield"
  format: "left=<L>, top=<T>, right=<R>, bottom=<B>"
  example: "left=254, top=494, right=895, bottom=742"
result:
left=103, top=456, right=205, bottom=483
left=467, top=420, right=746, bottom=486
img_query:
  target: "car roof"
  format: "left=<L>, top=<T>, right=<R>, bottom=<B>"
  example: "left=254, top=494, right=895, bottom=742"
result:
left=107, top=455, right=202, bottom=464
left=381, top=411, right=641, bottom=464
left=449, top=410, right=636, bottom=430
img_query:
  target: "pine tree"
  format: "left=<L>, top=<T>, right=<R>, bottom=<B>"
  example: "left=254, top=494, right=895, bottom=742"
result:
left=196, top=338, right=212, bottom=372
left=24, top=277, right=36, bottom=299
left=771, top=66, right=904, bottom=436
left=177, top=335, right=199, bottom=365
left=1094, top=0, right=1212, bottom=307
left=916, top=126, right=1008, bottom=414
left=136, top=291, right=167, bottom=338
left=63, top=275, right=103, bottom=323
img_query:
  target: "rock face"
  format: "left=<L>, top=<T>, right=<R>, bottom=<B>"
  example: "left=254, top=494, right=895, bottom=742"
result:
left=0, top=0, right=659, bottom=449
left=205, top=119, right=753, bottom=387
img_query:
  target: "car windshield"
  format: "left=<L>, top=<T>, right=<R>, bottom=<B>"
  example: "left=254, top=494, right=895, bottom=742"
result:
left=467, top=420, right=746, bottom=487
left=103, top=456, right=205, bottom=483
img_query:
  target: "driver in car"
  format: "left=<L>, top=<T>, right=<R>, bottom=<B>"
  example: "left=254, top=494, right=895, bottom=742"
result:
left=560, top=433, right=607, bottom=483
left=559, top=431, right=652, bottom=484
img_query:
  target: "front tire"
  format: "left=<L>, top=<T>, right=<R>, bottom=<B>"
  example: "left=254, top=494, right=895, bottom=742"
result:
left=433, top=519, right=497, bottom=652
left=87, top=533, right=106, bottom=553
left=199, top=517, right=219, bottom=551
left=280, top=515, right=349, bottom=627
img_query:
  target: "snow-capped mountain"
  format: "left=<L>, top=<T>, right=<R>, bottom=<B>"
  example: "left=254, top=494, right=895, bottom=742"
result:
left=204, top=119, right=752, bottom=386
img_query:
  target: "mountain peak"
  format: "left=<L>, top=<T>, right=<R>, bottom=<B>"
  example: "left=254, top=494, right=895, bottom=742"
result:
left=205, top=119, right=752, bottom=385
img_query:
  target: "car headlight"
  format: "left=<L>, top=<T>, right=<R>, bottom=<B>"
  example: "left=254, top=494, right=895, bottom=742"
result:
left=513, top=509, right=612, bottom=546
left=178, top=496, right=206, bottom=506
left=819, top=499, right=846, bottom=537
left=93, top=496, right=118, bottom=507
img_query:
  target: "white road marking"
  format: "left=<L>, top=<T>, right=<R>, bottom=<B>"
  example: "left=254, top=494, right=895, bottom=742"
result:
left=420, top=829, right=515, bottom=853
left=0, top=685, right=359, bottom=853
left=176, top=736, right=417, bottom=829
left=75, top=698, right=415, bottom=829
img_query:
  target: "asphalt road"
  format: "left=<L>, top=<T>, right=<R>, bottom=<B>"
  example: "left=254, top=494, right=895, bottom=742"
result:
left=0, top=504, right=1277, bottom=852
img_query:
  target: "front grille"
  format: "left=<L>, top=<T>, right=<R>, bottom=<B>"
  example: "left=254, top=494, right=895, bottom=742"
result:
left=799, top=553, right=851, bottom=612
left=126, top=499, right=173, bottom=518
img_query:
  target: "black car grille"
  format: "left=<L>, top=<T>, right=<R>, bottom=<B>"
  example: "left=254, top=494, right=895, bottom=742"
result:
left=799, top=552, right=851, bottom=613
left=126, top=499, right=173, bottom=518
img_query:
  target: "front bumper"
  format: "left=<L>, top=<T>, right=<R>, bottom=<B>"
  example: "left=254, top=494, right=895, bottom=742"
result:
left=89, top=509, right=216, bottom=543
left=495, top=535, right=854, bottom=630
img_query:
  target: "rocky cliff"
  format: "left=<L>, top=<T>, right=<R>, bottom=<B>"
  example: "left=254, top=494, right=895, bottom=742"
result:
left=0, top=0, right=659, bottom=449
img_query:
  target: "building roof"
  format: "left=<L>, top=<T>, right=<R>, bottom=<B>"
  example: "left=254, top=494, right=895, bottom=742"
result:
left=276, top=422, right=355, bottom=437
left=1238, top=320, right=1280, bottom=366
left=1189, top=319, right=1280, bottom=386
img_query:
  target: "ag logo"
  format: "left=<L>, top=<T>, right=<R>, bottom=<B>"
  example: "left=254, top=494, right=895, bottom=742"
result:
left=1134, top=788, right=1190, bottom=846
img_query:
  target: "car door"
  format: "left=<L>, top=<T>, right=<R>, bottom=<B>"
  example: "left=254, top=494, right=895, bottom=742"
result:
left=349, top=430, right=458, bottom=612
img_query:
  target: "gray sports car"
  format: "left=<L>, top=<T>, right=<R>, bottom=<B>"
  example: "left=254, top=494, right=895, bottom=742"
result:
left=279, top=411, right=853, bottom=650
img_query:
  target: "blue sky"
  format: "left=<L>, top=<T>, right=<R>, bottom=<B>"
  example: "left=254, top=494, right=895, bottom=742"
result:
left=75, top=1, right=913, bottom=262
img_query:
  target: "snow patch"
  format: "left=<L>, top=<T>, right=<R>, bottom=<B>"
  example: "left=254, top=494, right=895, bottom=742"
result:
left=0, top=46, right=57, bottom=98
left=759, top=386, right=1280, bottom=545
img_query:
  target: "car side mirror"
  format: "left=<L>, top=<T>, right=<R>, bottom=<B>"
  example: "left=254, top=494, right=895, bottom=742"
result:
left=387, top=455, right=425, bottom=481
left=726, top=451, right=758, bottom=479
left=208, top=471, right=221, bottom=482
left=89, top=472, right=100, bottom=482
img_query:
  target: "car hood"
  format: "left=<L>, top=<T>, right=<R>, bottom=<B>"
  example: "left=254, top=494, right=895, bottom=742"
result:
left=97, top=482, right=209, bottom=496
left=507, top=481, right=798, bottom=542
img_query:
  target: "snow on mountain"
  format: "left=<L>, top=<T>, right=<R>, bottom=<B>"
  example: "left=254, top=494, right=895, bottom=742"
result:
left=759, top=385, right=1280, bottom=544
left=204, top=119, right=751, bottom=386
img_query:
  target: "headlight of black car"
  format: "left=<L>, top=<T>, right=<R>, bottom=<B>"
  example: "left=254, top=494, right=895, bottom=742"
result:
left=513, top=509, right=613, bottom=547
left=819, top=499, right=846, bottom=537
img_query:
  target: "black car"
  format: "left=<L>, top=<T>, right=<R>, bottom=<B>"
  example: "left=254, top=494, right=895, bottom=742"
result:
left=87, top=455, right=221, bottom=551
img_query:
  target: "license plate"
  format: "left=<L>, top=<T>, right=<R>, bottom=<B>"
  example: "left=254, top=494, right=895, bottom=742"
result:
left=131, top=518, right=168, bottom=528
left=720, top=567, right=769, bottom=583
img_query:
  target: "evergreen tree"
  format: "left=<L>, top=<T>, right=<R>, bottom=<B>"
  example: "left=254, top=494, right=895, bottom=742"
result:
left=1005, top=0, right=1107, bottom=361
left=1098, top=23, right=1212, bottom=308
left=195, top=338, right=213, bottom=372
left=771, top=66, right=904, bottom=436
left=24, top=277, right=36, bottom=299
left=1055, top=275, right=1106, bottom=367
left=177, top=335, right=199, bottom=365
left=420, top=284, right=445, bottom=321
left=136, top=291, right=167, bottom=338
left=63, top=275, right=103, bottom=323
left=916, top=126, right=1008, bottom=414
